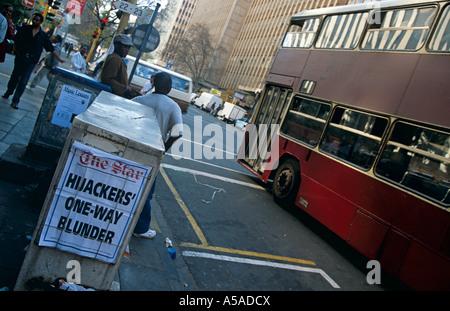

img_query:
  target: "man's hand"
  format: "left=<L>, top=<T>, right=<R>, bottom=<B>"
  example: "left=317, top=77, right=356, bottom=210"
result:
left=125, top=86, right=140, bottom=99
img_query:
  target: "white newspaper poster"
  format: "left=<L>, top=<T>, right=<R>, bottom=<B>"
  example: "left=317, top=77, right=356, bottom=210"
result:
left=51, top=85, right=91, bottom=128
left=39, top=141, right=152, bottom=263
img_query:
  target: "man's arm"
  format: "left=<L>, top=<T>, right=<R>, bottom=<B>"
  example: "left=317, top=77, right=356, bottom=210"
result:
left=52, top=50, right=65, bottom=63
left=165, top=135, right=182, bottom=152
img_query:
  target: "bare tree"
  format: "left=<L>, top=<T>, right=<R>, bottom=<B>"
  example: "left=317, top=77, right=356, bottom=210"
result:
left=173, top=24, right=214, bottom=91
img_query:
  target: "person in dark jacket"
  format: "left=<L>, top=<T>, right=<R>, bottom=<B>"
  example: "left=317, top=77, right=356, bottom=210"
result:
left=29, top=34, right=62, bottom=89
left=2, top=13, right=65, bottom=109
left=99, top=34, right=139, bottom=99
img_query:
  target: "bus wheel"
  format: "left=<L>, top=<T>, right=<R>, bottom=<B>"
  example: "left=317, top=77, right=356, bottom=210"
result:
left=272, top=159, right=300, bottom=207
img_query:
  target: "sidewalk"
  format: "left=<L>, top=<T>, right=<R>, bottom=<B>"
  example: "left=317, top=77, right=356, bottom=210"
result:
left=0, top=52, right=197, bottom=291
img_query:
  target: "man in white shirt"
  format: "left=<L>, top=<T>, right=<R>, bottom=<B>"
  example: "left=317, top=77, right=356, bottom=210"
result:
left=71, top=46, right=87, bottom=73
left=132, top=72, right=183, bottom=238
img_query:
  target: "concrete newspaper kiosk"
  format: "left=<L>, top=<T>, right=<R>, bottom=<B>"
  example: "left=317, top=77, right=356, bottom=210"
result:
left=15, top=91, right=165, bottom=290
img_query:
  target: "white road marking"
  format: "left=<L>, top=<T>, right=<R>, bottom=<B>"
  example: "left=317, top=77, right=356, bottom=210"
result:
left=161, top=163, right=265, bottom=190
left=182, top=251, right=340, bottom=289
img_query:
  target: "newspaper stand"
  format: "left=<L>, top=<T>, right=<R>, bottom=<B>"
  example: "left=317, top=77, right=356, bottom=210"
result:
left=15, top=91, right=165, bottom=290
left=26, top=67, right=112, bottom=163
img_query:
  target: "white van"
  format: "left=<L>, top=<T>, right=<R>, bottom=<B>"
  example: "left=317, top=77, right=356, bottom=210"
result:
left=194, top=93, right=222, bottom=112
left=124, top=56, right=193, bottom=113
left=217, top=102, right=246, bottom=123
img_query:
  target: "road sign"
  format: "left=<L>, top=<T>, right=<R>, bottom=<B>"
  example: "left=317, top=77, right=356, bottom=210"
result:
left=22, top=0, right=35, bottom=8
left=132, top=24, right=160, bottom=53
left=128, top=3, right=160, bottom=84
left=113, top=1, right=146, bottom=18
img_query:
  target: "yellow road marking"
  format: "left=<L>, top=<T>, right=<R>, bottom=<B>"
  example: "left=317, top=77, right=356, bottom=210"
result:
left=160, top=166, right=316, bottom=267
left=181, top=242, right=316, bottom=266
left=160, top=167, right=208, bottom=246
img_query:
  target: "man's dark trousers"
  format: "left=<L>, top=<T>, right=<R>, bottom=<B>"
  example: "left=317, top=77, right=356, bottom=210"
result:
left=4, top=55, right=36, bottom=106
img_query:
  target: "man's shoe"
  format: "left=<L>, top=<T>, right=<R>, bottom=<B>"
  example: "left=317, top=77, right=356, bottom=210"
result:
left=2, top=94, right=10, bottom=99
left=133, top=229, right=156, bottom=239
left=10, top=102, right=18, bottom=109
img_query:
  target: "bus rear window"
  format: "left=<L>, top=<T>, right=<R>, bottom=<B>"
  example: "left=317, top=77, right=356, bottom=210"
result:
left=281, top=98, right=330, bottom=147
left=282, top=18, right=320, bottom=48
left=376, top=122, right=450, bottom=206
left=361, top=6, right=436, bottom=51
left=319, top=108, right=387, bottom=170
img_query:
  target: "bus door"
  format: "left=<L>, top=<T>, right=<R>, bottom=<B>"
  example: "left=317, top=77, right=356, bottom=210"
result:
left=243, top=85, right=292, bottom=175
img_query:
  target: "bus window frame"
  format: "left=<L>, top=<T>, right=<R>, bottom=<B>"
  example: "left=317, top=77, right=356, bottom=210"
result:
left=361, top=5, right=438, bottom=52
left=318, top=106, right=390, bottom=171
left=315, top=11, right=370, bottom=50
left=282, top=17, right=322, bottom=49
left=280, top=96, right=331, bottom=148
left=428, top=3, right=450, bottom=53
left=375, top=120, right=450, bottom=208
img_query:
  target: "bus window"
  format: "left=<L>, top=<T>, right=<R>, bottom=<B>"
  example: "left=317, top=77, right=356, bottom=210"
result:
left=172, top=76, right=190, bottom=93
left=361, top=6, right=437, bottom=51
left=281, top=98, right=330, bottom=147
left=282, top=18, right=320, bottom=48
left=319, top=108, right=388, bottom=170
left=316, top=12, right=368, bottom=49
left=135, top=63, right=159, bottom=79
left=429, top=5, right=450, bottom=52
left=376, top=122, right=450, bottom=206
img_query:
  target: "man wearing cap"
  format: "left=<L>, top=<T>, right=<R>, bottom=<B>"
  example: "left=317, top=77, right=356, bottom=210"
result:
left=99, top=34, right=140, bottom=99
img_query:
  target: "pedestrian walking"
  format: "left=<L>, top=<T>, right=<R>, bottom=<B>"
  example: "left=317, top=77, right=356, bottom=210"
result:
left=2, top=13, right=65, bottom=109
left=71, top=45, right=87, bottom=73
left=131, top=72, right=184, bottom=238
left=67, top=43, right=73, bottom=57
left=29, top=35, right=62, bottom=89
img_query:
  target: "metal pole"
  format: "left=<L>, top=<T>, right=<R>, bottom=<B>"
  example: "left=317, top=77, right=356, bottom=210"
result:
left=128, top=2, right=160, bottom=84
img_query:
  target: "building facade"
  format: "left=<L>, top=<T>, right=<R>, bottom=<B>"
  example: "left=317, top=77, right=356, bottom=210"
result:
left=220, top=0, right=352, bottom=95
left=158, top=0, right=198, bottom=68
left=161, top=0, right=377, bottom=98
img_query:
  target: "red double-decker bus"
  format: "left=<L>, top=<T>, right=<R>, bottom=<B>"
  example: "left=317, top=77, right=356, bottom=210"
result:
left=238, top=0, right=450, bottom=290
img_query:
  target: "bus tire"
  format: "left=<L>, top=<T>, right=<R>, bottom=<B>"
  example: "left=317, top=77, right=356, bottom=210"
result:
left=272, top=158, right=300, bottom=207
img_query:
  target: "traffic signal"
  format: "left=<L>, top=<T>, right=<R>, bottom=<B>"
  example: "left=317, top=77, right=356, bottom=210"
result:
left=100, top=18, right=108, bottom=30
left=93, top=30, right=99, bottom=39
left=52, top=1, right=61, bottom=10
left=45, top=0, right=61, bottom=22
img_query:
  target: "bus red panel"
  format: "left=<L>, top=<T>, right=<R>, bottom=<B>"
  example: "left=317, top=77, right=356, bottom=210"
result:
left=399, top=241, right=450, bottom=291
left=300, top=50, right=420, bottom=116
left=398, top=54, right=450, bottom=129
